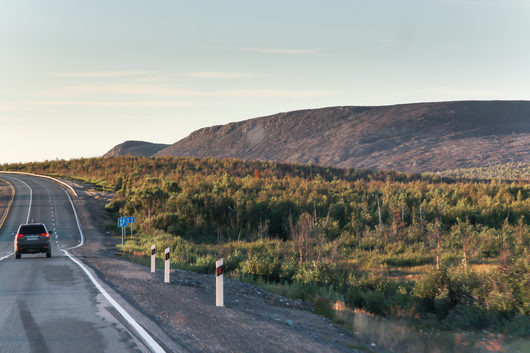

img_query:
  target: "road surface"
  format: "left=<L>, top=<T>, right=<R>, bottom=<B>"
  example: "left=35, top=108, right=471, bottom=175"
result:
left=0, top=173, right=160, bottom=353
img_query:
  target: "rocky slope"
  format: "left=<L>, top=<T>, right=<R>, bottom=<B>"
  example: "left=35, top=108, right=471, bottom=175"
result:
left=104, top=140, right=170, bottom=157
left=154, top=101, right=529, bottom=173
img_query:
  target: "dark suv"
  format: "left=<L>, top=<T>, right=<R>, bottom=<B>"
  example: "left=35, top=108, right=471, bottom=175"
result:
left=14, top=223, right=52, bottom=259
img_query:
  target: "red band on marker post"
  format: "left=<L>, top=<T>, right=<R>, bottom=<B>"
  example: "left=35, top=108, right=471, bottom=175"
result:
left=165, top=252, right=169, bottom=260
left=152, top=249, right=155, bottom=255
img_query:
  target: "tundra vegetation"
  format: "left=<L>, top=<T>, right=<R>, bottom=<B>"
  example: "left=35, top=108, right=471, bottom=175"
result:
left=3, top=157, right=529, bottom=338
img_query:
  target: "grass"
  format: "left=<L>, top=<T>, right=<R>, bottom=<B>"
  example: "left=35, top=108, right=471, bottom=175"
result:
left=114, top=233, right=528, bottom=353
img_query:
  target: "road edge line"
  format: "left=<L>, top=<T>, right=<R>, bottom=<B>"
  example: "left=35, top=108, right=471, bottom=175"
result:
left=63, top=190, right=85, bottom=249
left=57, top=181, right=165, bottom=352
left=62, top=249, right=166, bottom=353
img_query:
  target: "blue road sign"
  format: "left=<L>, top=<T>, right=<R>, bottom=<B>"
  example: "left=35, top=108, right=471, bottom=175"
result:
left=118, top=217, right=127, bottom=227
left=119, top=217, right=135, bottom=227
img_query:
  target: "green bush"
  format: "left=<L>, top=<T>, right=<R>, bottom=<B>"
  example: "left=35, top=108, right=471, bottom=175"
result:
left=364, top=290, right=388, bottom=316
left=443, top=304, right=490, bottom=330
left=313, top=297, right=334, bottom=319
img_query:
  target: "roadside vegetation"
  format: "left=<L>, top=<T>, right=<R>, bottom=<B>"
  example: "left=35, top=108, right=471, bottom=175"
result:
left=2, top=157, right=529, bottom=339
left=430, top=162, right=530, bottom=182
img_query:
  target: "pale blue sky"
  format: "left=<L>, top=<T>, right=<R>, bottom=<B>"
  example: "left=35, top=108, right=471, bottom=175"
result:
left=1, top=0, right=529, bottom=163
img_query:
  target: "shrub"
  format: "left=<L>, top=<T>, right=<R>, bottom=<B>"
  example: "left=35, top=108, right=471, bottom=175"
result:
left=364, top=290, right=388, bottom=316
left=345, top=287, right=366, bottom=309
left=443, top=304, right=489, bottom=331
left=313, top=297, right=334, bottom=319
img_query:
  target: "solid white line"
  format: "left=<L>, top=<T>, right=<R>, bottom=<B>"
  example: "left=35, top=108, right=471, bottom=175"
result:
left=0, top=252, right=14, bottom=261
left=62, top=250, right=166, bottom=353
left=60, top=187, right=165, bottom=352
left=16, top=178, right=32, bottom=223
left=63, top=190, right=84, bottom=249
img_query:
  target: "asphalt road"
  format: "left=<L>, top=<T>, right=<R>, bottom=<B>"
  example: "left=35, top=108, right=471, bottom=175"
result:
left=0, top=173, right=155, bottom=353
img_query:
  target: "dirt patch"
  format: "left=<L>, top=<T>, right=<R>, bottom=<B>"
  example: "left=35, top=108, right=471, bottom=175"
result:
left=0, top=179, right=13, bottom=226
left=65, top=181, right=373, bottom=353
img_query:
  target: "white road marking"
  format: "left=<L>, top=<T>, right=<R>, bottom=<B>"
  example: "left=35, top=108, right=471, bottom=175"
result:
left=60, top=188, right=165, bottom=353
left=0, top=252, right=14, bottom=261
left=16, top=178, right=32, bottom=223
left=62, top=252, right=166, bottom=353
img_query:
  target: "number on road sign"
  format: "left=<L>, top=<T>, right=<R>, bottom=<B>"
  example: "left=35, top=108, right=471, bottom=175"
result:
left=118, top=217, right=127, bottom=227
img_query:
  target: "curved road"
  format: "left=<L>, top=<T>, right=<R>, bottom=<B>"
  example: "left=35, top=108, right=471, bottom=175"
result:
left=0, top=173, right=157, bottom=353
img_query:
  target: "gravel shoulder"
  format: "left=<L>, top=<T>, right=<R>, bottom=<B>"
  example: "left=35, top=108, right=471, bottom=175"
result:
left=0, top=179, right=13, bottom=226
left=66, top=181, right=372, bottom=353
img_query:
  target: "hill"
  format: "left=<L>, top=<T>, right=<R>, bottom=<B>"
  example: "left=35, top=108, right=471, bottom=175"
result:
left=154, top=101, right=529, bottom=173
left=104, top=140, right=170, bottom=157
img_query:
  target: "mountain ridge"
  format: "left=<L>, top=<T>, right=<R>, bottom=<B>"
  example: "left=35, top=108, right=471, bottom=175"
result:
left=105, top=101, right=530, bottom=172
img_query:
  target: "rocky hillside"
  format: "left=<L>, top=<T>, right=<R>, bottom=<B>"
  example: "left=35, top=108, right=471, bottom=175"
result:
left=154, top=101, right=529, bottom=173
left=104, top=140, right=170, bottom=157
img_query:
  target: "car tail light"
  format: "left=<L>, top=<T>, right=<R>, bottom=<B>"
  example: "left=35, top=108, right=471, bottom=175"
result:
left=42, top=233, right=49, bottom=237
left=17, top=234, right=24, bottom=238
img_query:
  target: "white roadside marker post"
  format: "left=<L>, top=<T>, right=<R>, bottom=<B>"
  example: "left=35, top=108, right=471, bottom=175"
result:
left=164, top=248, right=170, bottom=283
left=216, top=258, right=224, bottom=307
left=151, top=245, right=156, bottom=273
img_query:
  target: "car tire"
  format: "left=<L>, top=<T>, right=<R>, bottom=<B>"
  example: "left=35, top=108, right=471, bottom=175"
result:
left=15, top=252, right=21, bottom=259
left=46, top=249, right=51, bottom=258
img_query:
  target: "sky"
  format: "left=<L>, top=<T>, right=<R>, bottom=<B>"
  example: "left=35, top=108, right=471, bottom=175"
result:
left=1, top=0, right=529, bottom=163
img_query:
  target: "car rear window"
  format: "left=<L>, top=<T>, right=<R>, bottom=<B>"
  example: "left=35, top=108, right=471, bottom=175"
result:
left=19, top=225, right=46, bottom=234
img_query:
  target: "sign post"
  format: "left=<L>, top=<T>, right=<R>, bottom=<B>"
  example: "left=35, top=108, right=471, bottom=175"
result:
left=164, top=247, right=170, bottom=283
left=151, top=245, right=156, bottom=273
left=216, top=258, right=224, bottom=307
left=118, top=217, right=135, bottom=245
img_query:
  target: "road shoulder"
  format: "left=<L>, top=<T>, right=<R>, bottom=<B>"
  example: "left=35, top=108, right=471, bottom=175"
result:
left=66, top=181, right=368, bottom=353
left=0, top=178, right=14, bottom=230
